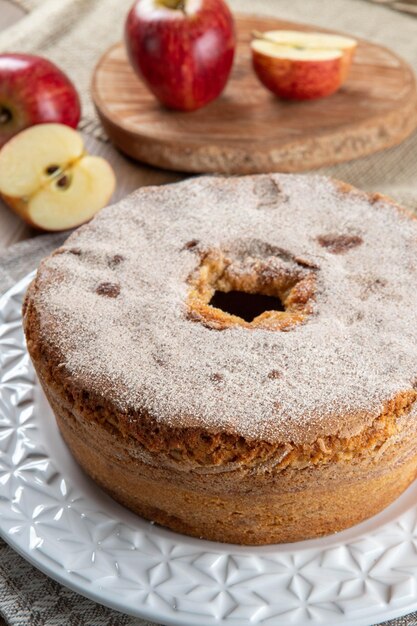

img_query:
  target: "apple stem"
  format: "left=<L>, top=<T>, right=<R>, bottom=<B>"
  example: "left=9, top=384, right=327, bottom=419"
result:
left=159, top=0, right=186, bottom=12
left=0, top=106, right=12, bottom=125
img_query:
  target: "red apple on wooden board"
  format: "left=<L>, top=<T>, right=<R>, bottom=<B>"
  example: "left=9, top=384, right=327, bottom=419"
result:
left=0, top=124, right=115, bottom=231
left=125, top=0, right=236, bottom=111
left=251, top=31, right=357, bottom=100
left=0, top=53, right=81, bottom=148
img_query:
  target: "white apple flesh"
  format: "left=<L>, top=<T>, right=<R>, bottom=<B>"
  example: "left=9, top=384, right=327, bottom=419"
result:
left=0, top=124, right=116, bottom=231
left=257, top=31, right=357, bottom=52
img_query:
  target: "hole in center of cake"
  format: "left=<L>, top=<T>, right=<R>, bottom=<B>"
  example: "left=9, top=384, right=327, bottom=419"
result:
left=209, top=290, right=285, bottom=322
left=186, top=241, right=318, bottom=331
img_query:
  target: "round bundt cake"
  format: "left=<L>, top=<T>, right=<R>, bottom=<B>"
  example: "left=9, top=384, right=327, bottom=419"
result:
left=23, top=174, right=417, bottom=544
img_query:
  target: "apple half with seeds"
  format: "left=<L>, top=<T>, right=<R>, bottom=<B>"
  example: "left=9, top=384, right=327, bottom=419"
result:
left=251, top=30, right=357, bottom=100
left=0, top=123, right=116, bottom=231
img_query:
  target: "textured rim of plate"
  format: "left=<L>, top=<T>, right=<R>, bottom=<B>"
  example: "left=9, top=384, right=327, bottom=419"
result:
left=2, top=273, right=417, bottom=626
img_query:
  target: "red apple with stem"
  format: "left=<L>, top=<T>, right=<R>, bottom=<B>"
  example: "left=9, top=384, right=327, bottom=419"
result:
left=0, top=53, right=81, bottom=148
left=125, top=0, right=235, bottom=111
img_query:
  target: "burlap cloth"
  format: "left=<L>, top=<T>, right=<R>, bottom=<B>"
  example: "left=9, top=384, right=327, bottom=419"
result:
left=1, top=0, right=417, bottom=624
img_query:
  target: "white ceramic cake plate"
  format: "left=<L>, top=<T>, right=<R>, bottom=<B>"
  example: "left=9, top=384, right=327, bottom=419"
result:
left=2, top=273, right=417, bottom=626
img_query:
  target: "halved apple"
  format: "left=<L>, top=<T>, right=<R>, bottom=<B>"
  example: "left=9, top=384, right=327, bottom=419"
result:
left=0, top=123, right=116, bottom=231
left=251, top=30, right=357, bottom=100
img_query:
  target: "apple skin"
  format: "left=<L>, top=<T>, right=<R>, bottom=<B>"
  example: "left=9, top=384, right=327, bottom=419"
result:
left=125, top=0, right=236, bottom=111
left=252, top=51, right=346, bottom=101
left=0, top=53, right=81, bottom=147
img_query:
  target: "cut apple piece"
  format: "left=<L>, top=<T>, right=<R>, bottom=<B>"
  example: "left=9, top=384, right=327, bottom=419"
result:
left=251, top=30, right=357, bottom=100
left=0, top=123, right=116, bottom=231
left=17, top=156, right=115, bottom=231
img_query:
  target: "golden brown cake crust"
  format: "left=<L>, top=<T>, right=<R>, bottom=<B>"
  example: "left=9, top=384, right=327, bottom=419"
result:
left=22, top=174, right=417, bottom=544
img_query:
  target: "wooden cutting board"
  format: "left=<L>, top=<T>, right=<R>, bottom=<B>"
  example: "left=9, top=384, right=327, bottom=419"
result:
left=92, top=15, right=417, bottom=174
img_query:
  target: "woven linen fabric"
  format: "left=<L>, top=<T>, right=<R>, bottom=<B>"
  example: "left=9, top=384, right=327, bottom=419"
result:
left=1, top=0, right=417, bottom=624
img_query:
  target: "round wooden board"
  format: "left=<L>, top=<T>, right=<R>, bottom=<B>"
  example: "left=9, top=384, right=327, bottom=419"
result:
left=92, top=15, right=417, bottom=174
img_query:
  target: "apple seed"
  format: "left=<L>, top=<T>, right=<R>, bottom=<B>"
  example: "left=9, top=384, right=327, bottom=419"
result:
left=56, top=174, right=71, bottom=190
left=45, top=165, right=61, bottom=176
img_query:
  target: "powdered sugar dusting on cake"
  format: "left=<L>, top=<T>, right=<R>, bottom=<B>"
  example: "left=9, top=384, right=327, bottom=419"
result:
left=30, top=175, right=417, bottom=443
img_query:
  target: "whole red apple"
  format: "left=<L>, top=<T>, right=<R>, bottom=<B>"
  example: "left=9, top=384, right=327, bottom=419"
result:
left=125, top=0, right=235, bottom=111
left=0, top=53, right=81, bottom=148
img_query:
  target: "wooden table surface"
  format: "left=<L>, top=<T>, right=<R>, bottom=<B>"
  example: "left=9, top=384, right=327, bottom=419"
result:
left=0, top=0, right=180, bottom=254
